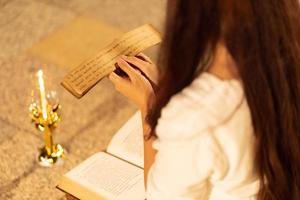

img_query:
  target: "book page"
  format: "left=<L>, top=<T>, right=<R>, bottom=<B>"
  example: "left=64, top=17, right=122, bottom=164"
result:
left=62, top=24, right=161, bottom=98
left=60, top=152, right=145, bottom=200
left=107, top=111, right=144, bottom=168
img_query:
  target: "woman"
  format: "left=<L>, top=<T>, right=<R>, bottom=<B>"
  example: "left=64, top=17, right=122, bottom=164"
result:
left=109, top=0, right=300, bottom=199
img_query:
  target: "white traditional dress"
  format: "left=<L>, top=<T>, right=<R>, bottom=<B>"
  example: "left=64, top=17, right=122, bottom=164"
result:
left=147, top=73, right=259, bottom=200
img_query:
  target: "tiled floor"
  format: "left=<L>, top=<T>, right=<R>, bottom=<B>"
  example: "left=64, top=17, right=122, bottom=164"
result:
left=0, top=0, right=165, bottom=199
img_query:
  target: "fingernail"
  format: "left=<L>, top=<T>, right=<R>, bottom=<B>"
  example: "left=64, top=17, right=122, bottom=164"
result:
left=121, top=55, right=127, bottom=59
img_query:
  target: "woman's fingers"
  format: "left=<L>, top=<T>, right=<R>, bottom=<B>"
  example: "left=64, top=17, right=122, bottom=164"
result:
left=122, top=55, right=159, bottom=85
left=136, top=53, right=153, bottom=64
left=121, top=55, right=149, bottom=72
left=116, top=57, right=140, bottom=81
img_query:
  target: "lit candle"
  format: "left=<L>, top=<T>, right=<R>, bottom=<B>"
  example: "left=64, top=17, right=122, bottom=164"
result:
left=37, top=70, right=48, bottom=120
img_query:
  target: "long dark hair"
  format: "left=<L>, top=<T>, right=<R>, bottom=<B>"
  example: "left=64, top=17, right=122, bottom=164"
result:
left=148, top=0, right=300, bottom=199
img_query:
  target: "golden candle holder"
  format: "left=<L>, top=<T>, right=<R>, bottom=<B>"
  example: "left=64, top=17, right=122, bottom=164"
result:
left=29, top=70, right=66, bottom=167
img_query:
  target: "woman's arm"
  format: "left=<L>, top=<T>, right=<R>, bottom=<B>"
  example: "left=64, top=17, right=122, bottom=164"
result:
left=141, top=110, right=157, bottom=188
left=108, top=54, right=158, bottom=188
left=144, top=136, right=156, bottom=188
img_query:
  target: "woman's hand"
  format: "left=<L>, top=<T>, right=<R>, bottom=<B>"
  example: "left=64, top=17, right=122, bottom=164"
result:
left=125, top=53, right=159, bottom=85
left=108, top=54, right=158, bottom=113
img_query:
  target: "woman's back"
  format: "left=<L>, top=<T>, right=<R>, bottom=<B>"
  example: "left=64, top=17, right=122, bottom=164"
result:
left=147, top=72, right=259, bottom=199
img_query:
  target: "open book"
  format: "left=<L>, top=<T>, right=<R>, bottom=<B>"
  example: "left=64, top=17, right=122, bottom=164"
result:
left=57, top=112, right=145, bottom=200
left=61, top=24, right=161, bottom=98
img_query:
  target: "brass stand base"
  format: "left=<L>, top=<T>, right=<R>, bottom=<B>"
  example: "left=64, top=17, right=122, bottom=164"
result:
left=38, top=144, right=66, bottom=167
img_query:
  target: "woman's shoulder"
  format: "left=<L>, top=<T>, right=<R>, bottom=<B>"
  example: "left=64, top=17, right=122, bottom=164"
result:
left=155, top=72, right=245, bottom=140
